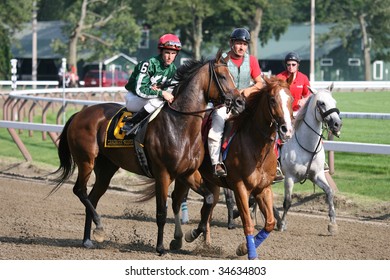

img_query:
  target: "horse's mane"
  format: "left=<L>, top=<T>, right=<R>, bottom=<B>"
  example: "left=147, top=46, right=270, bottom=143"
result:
left=173, top=57, right=207, bottom=95
left=293, top=93, right=313, bottom=129
left=231, top=77, right=289, bottom=128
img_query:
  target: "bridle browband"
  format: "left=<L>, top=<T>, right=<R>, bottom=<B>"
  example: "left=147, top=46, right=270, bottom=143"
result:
left=167, top=59, right=230, bottom=115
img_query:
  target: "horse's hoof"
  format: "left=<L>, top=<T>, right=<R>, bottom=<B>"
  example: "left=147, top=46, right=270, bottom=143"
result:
left=185, top=229, right=197, bottom=243
left=169, top=238, right=183, bottom=250
left=328, top=222, right=338, bottom=235
left=83, top=239, right=94, bottom=249
left=93, top=227, right=106, bottom=243
left=156, top=246, right=166, bottom=256
left=228, top=223, right=236, bottom=230
left=236, top=242, right=248, bottom=256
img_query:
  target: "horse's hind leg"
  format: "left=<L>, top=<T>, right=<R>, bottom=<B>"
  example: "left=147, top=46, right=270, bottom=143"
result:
left=278, top=177, right=295, bottom=232
left=314, top=174, right=338, bottom=234
left=89, top=156, right=119, bottom=242
left=185, top=175, right=217, bottom=245
left=224, top=188, right=237, bottom=229
left=75, top=156, right=118, bottom=248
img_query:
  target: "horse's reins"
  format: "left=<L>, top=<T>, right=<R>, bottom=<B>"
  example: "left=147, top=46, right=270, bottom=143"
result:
left=297, top=104, right=340, bottom=184
left=166, top=60, right=229, bottom=116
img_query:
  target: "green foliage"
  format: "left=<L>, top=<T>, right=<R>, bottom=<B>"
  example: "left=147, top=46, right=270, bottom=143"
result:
left=47, top=0, right=141, bottom=63
left=0, top=0, right=34, bottom=79
left=317, top=0, right=390, bottom=62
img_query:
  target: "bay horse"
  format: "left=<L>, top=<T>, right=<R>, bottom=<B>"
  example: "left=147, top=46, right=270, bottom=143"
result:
left=50, top=49, right=240, bottom=255
left=274, top=84, right=342, bottom=234
left=183, top=77, right=294, bottom=259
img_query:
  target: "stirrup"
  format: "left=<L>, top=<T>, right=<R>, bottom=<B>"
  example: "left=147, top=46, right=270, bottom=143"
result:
left=213, top=163, right=227, bottom=177
left=273, top=161, right=284, bottom=182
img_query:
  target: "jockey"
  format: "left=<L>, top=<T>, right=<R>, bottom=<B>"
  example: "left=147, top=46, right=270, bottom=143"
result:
left=208, top=28, right=263, bottom=177
left=121, top=33, right=181, bottom=135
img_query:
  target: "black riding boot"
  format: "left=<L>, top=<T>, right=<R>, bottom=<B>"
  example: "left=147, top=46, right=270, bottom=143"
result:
left=122, top=108, right=149, bottom=135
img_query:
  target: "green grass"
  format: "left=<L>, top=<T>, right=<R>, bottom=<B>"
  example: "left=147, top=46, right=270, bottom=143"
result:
left=0, top=91, right=389, bottom=202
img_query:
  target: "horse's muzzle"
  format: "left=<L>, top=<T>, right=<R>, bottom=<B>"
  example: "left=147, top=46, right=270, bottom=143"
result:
left=328, top=118, right=342, bottom=137
left=279, top=124, right=293, bottom=142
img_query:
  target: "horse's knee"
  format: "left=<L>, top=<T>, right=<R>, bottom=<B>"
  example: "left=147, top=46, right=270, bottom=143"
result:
left=264, top=219, right=276, bottom=233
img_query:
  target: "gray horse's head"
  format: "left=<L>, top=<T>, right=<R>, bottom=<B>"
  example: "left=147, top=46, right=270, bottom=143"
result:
left=308, top=83, right=342, bottom=137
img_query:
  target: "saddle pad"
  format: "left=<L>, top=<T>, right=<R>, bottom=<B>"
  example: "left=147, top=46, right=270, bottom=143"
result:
left=104, top=108, right=134, bottom=148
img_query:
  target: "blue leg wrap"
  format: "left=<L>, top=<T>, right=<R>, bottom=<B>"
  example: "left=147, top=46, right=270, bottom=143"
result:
left=254, top=229, right=270, bottom=248
left=246, top=235, right=257, bottom=260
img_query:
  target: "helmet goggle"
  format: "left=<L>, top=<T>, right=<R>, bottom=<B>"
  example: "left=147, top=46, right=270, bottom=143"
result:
left=159, top=41, right=182, bottom=50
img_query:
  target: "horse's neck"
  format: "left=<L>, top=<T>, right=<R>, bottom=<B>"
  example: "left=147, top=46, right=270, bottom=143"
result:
left=244, top=110, right=276, bottom=149
left=295, top=102, right=323, bottom=147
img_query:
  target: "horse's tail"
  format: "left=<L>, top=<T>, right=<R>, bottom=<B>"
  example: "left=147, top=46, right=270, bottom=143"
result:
left=48, top=113, right=78, bottom=196
left=136, top=183, right=156, bottom=202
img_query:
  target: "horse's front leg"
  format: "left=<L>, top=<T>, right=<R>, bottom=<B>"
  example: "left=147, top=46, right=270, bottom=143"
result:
left=314, top=174, right=338, bottom=235
left=170, top=178, right=192, bottom=251
left=237, top=186, right=275, bottom=259
left=234, top=187, right=258, bottom=259
left=155, top=177, right=171, bottom=256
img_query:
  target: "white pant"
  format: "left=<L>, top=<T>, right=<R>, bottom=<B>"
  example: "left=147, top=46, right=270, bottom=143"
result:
left=208, top=106, right=230, bottom=166
left=125, top=92, right=164, bottom=113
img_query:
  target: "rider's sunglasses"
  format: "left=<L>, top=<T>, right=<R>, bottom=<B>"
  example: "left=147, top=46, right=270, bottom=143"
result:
left=162, top=41, right=182, bottom=49
left=286, top=63, right=297, bottom=67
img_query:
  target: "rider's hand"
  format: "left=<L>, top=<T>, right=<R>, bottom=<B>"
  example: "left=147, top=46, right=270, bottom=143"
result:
left=162, top=91, right=174, bottom=103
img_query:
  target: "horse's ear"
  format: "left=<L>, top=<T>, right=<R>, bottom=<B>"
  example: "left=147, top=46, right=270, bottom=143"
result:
left=216, top=49, right=223, bottom=61
left=327, top=82, right=334, bottom=92
left=308, top=86, right=318, bottom=95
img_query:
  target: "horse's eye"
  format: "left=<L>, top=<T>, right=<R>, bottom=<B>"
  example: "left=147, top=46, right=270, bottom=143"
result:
left=270, top=97, right=276, bottom=106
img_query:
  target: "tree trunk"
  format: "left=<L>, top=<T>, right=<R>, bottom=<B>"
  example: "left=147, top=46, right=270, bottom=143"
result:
left=68, top=0, right=88, bottom=72
left=249, top=7, right=263, bottom=58
left=193, top=16, right=203, bottom=61
left=359, top=14, right=371, bottom=81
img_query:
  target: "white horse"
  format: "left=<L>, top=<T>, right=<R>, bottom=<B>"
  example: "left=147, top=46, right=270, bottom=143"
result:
left=274, top=84, right=342, bottom=234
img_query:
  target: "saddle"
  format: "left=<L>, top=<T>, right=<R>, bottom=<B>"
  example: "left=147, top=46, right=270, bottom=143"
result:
left=105, top=107, right=157, bottom=178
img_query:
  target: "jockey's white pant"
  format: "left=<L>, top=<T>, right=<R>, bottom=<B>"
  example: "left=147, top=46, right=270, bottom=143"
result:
left=208, top=106, right=231, bottom=166
left=125, top=92, right=164, bottom=113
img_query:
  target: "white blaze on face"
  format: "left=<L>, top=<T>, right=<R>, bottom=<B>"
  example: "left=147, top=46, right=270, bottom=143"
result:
left=279, top=88, right=293, bottom=137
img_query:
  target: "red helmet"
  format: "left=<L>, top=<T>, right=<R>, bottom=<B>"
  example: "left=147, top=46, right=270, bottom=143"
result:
left=158, top=34, right=182, bottom=51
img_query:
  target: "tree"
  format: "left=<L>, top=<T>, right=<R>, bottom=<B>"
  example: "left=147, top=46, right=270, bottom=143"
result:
left=0, top=0, right=34, bottom=79
left=143, top=0, right=293, bottom=60
left=143, top=0, right=216, bottom=60
left=317, top=0, right=390, bottom=80
left=50, top=0, right=141, bottom=72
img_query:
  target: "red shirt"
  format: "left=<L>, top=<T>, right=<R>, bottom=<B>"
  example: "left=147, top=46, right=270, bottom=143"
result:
left=229, top=54, right=262, bottom=79
left=277, top=71, right=310, bottom=111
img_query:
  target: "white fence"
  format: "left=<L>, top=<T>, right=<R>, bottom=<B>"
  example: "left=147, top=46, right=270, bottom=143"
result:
left=0, top=83, right=389, bottom=161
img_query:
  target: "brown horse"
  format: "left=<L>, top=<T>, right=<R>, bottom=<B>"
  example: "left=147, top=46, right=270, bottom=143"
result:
left=184, top=77, right=294, bottom=259
left=50, top=50, right=240, bottom=255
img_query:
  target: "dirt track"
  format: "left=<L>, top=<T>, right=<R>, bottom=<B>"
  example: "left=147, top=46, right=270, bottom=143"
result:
left=0, top=161, right=389, bottom=260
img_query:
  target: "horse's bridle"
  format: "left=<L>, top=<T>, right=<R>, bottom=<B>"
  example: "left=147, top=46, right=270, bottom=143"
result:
left=297, top=101, right=340, bottom=184
left=167, top=59, right=231, bottom=115
left=263, top=89, right=289, bottom=142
